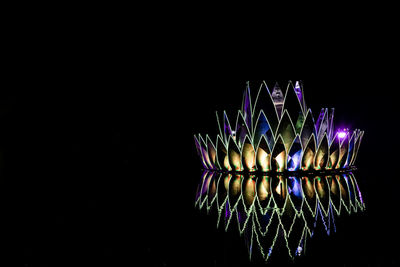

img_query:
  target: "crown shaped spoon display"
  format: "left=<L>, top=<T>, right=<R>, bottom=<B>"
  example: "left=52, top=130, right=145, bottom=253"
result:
left=194, top=81, right=364, bottom=173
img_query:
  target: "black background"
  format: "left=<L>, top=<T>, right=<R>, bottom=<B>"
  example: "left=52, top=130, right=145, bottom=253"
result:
left=1, top=19, right=400, bottom=266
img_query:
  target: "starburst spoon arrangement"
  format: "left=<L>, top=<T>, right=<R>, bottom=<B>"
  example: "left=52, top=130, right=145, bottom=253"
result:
left=194, top=81, right=364, bottom=173
left=193, top=81, right=365, bottom=264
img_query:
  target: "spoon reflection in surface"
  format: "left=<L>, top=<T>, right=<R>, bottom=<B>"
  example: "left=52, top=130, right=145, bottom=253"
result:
left=195, top=170, right=365, bottom=263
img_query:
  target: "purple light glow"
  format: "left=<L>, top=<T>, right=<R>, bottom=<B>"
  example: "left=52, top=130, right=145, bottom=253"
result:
left=338, top=131, right=347, bottom=139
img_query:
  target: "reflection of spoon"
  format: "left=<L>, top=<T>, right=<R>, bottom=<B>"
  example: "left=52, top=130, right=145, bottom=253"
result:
left=242, top=175, right=256, bottom=212
left=256, top=175, right=272, bottom=213
left=327, top=175, right=341, bottom=215
left=337, top=174, right=351, bottom=214
left=198, top=171, right=214, bottom=209
left=206, top=172, right=220, bottom=212
left=302, top=176, right=317, bottom=216
left=225, top=174, right=243, bottom=230
left=271, top=175, right=287, bottom=213
left=228, top=174, right=243, bottom=211
left=343, top=173, right=357, bottom=212
left=315, top=176, right=330, bottom=216
left=287, top=176, right=303, bottom=214
left=216, top=173, right=231, bottom=227
left=195, top=171, right=365, bottom=263
left=237, top=175, right=257, bottom=234
left=194, top=170, right=208, bottom=208
left=349, top=173, right=365, bottom=211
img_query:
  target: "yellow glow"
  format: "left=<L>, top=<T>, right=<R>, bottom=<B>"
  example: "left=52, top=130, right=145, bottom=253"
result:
left=224, top=155, right=232, bottom=171
left=242, top=142, right=256, bottom=171
left=301, top=148, right=314, bottom=171
left=209, top=147, right=216, bottom=166
left=336, top=146, right=348, bottom=169
left=275, top=150, right=286, bottom=172
left=275, top=176, right=287, bottom=199
left=230, top=175, right=242, bottom=197
left=256, top=147, right=271, bottom=172
left=327, top=149, right=339, bottom=170
left=224, top=174, right=232, bottom=190
left=314, top=151, right=326, bottom=169
left=328, top=175, right=339, bottom=196
left=257, top=176, right=270, bottom=201
left=315, top=177, right=327, bottom=199
left=243, top=178, right=256, bottom=206
left=302, top=177, right=315, bottom=199
left=335, top=138, right=349, bottom=169
left=229, top=148, right=242, bottom=171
